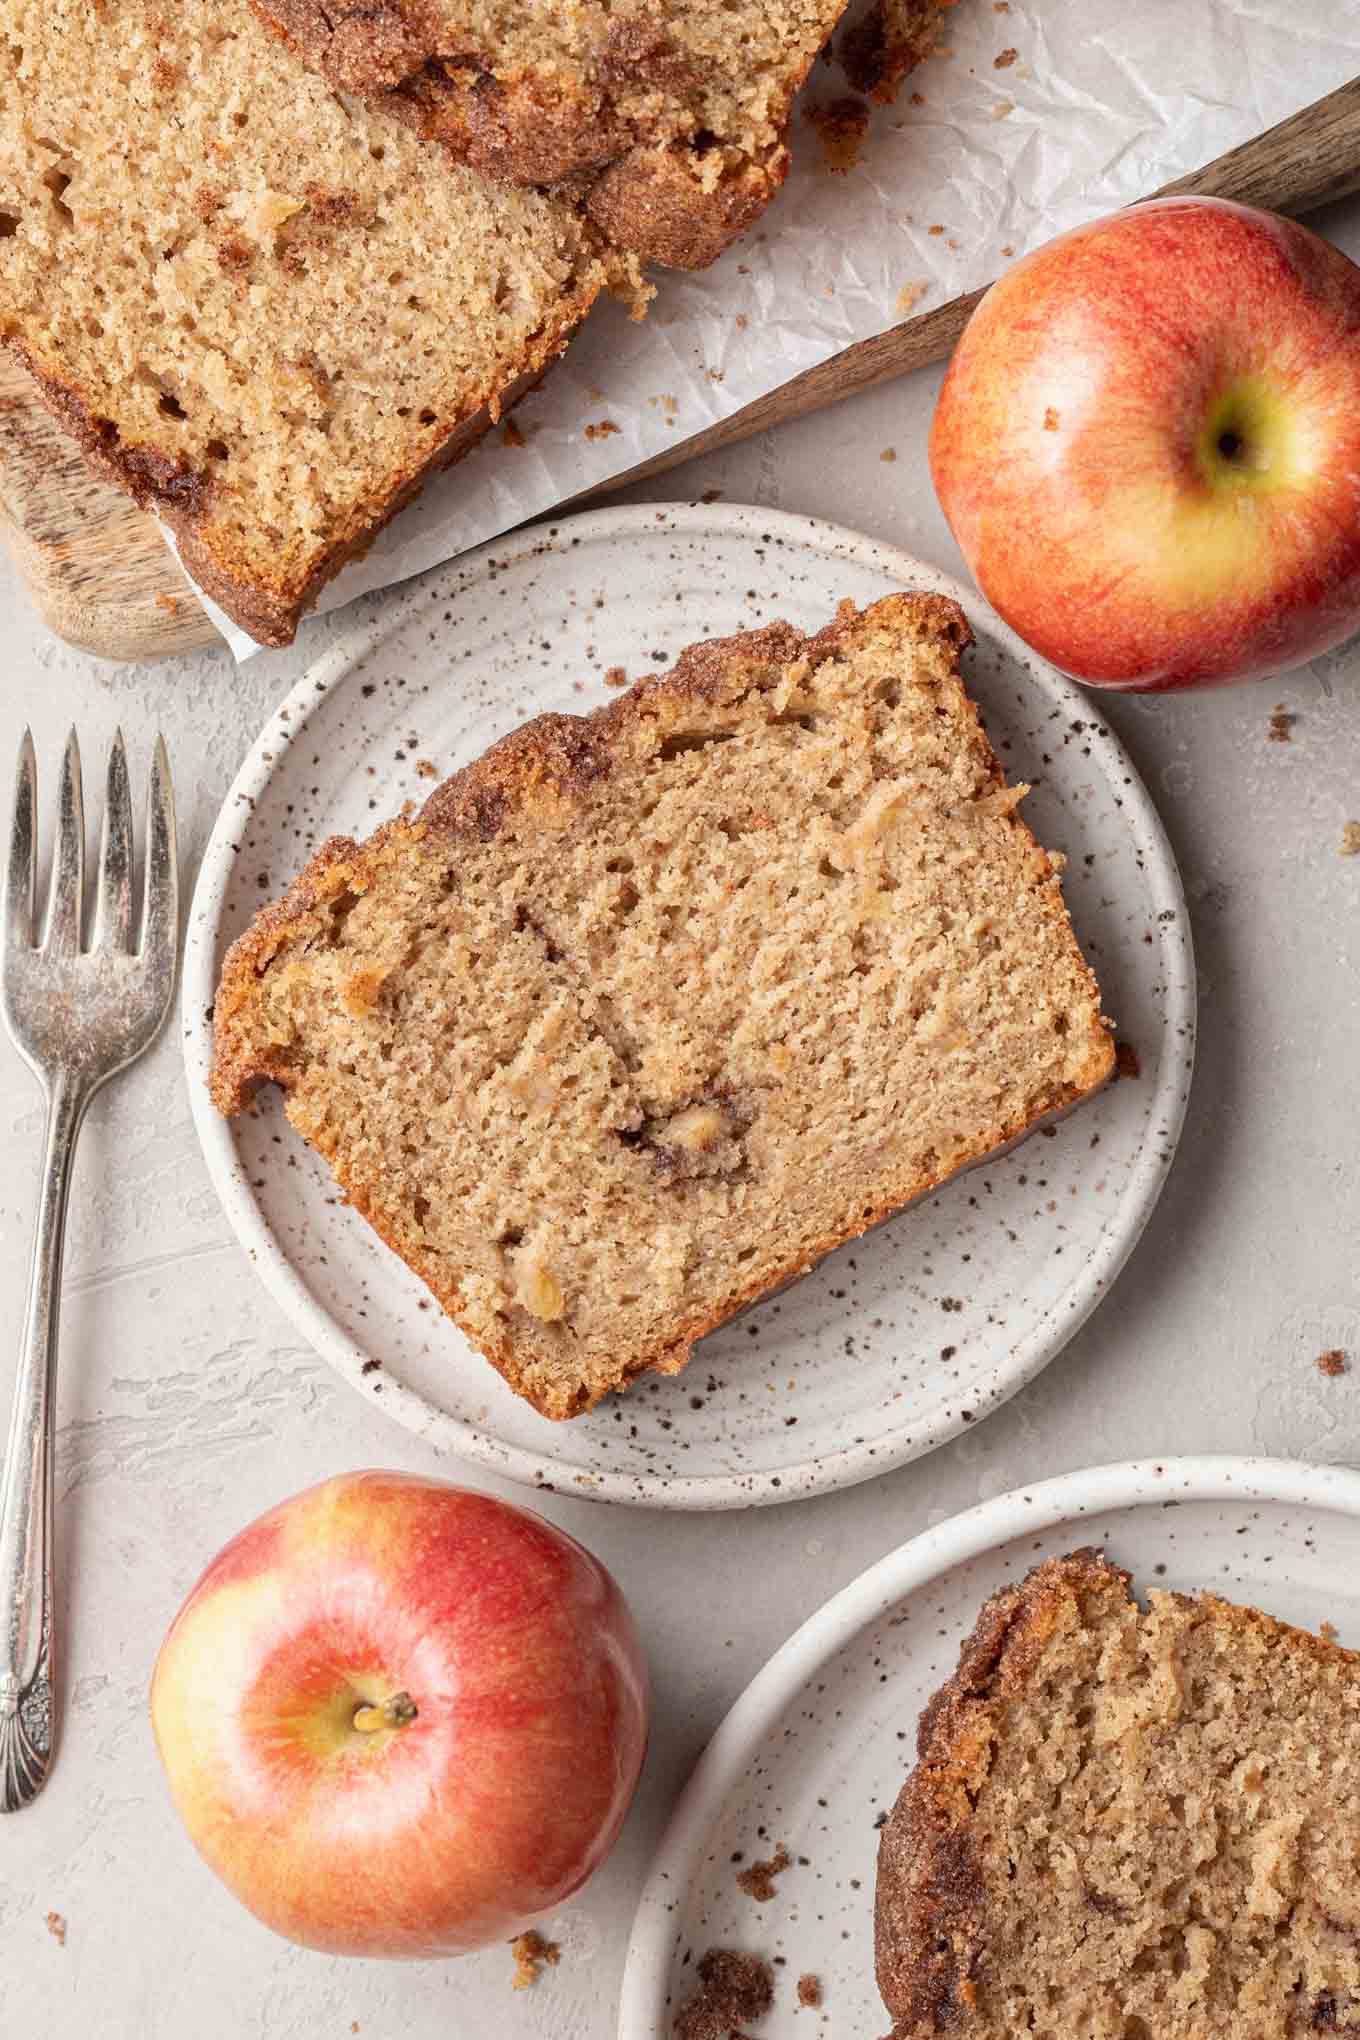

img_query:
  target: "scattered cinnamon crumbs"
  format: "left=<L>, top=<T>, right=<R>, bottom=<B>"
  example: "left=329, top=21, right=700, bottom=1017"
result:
left=45, top=1911, right=66, bottom=1946
left=674, top=1949, right=774, bottom=2040
left=154, top=591, right=180, bottom=615
left=502, top=417, right=526, bottom=449
left=797, top=1973, right=824, bottom=2008
left=804, top=96, right=871, bottom=174
left=994, top=46, right=1018, bottom=65
left=1114, top=1041, right=1141, bottom=1081
left=509, top=1929, right=560, bottom=1990
left=414, top=759, right=437, bottom=780
left=1267, top=705, right=1295, bottom=743
left=736, top=1843, right=791, bottom=1902
left=1340, top=822, right=1360, bottom=856
left=927, top=222, right=944, bottom=235
left=1317, top=1349, right=1349, bottom=1379
left=1043, top=407, right=1060, bottom=431
left=895, top=279, right=927, bottom=316
left=880, top=447, right=897, bottom=463
left=584, top=419, right=622, bottom=442
left=605, top=665, right=629, bottom=688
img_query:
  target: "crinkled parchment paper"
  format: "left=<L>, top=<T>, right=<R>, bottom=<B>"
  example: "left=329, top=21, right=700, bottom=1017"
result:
left=193, top=0, right=1360, bottom=658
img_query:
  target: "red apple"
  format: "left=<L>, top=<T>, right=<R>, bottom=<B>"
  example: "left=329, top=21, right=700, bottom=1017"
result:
left=930, top=197, right=1360, bottom=689
left=149, top=1471, right=649, bottom=1957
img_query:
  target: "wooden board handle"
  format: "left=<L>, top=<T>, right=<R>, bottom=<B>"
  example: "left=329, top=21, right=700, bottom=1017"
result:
left=589, top=74, right=1360, bottom=498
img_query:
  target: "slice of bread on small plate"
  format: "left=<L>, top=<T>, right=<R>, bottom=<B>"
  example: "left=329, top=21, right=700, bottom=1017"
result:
left=877, top=1547, right=1360, bottom=2038
left=211, top=591, right=1112, bottom=1419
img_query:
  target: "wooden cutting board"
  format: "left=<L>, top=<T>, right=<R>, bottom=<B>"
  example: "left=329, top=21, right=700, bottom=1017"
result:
left=4, top=76, right=1359, bottom=663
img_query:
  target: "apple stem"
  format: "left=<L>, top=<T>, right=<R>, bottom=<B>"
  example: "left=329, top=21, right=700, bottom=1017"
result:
left=352, top=1691, right=418, bottom=1734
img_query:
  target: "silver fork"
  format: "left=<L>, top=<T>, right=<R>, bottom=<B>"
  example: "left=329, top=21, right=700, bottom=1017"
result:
left=0, top=731, right=177, bottom=1813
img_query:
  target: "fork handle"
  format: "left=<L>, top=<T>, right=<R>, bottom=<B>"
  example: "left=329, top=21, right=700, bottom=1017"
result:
left=0, top=1074, right=86, bottom=1812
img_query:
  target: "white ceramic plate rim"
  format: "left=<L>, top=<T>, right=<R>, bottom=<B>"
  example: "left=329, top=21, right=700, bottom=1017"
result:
left=617, top=1454, right=1360, bottom=2035
left=183, top=502, right=1195, bottom=1510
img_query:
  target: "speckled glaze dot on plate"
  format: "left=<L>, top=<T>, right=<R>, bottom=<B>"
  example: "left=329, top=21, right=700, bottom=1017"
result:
left=619, top=1457, right=1360, bottom=2037
left=181, top=504, right=1195, bottom=1511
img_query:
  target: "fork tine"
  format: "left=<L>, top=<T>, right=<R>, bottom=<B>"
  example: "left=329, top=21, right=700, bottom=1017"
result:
left=91, top=729, right=134, bottom=951
left=140, top=735, right=178, bottom=961
left=42, top=729, right=84, bottom=955
left=5, top=729, right=36, bottom=952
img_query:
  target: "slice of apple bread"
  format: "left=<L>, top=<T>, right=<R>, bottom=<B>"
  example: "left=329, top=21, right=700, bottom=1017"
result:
left=876, top=1550, right=1360, bottom=2039
left=211, top=593, right=1111, bottom=1418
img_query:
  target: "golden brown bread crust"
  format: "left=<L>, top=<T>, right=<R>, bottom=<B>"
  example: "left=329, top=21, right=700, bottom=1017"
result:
left=211, top=595, right=1114, bottom=1417
left=250, top=0, right=837, bottom=267
left=873, top=1552, right=1360, bottom=2039
left=2, top=297, right=591, bottom=647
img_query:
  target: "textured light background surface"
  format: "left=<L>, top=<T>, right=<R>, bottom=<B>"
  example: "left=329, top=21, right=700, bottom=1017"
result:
left=1, top=195, right=1358, bottom=2040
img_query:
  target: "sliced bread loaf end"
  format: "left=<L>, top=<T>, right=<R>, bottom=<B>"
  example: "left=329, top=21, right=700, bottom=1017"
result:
left=211, top=593, right=1112, bottom=1417
left=876, top=1552, right=1360, bottom=2039
left=0, top=0, right=619, bottom=643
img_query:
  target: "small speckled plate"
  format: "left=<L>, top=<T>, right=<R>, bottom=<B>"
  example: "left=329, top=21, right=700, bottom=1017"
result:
left=183, top=504, right=1194, bottom=1510
left=619, top=1457, right=1360, bottom=2036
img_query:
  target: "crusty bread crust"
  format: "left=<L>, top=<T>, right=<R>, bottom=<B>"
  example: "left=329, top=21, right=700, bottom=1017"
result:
left=212, top=595, right=1114, bottom=1418
left=874, top=1552, right=1360, bottom=2039
left=250, top=0, right=842, bottom=268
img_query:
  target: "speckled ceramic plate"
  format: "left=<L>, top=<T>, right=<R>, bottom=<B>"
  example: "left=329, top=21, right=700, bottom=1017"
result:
left=619, top=1457, right=1360, bottom=2036
left=183, top=504, right=1194, bottom=1510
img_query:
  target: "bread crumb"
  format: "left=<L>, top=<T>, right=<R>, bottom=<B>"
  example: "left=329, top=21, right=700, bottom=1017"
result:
left=1114, top=1041, right=1140, bottom=1081
left=1317, top=1349, right=1349, bottom=1379
left=895, top=279, right=927, bottom=316
left=1267, top=705, right=1295, bottom=743
left=735, top=312, right=748, bottom=330
left=1043, top=407, right=1060, bottom=431
left=700, top=488, right=723, bottom=503
left=45, top=1912, right=66, bottom=1946
left=927, top=222, right=944, bottom=236
left=154, top=592, right=179, bottom=615
left=880, top=447, right=897, bottom=463
left=1321, top=1621, right=1340, bottom=1643
left=804, top=96, right=872, bottom=174
left=1340, top=822, right=1360, bottom=856
left=994, top=46, right=1018, bottom=65
left=502, top=417, right=526, bottom=449
left=414, top=759, right=438, bottom=780
left=605, top=665, right=629, bottom=688
left=584, top=419, right=622, bottom=442
left=674, top=1950, right=774, bottom=2040
left=1001, top=243, right=1015, bottom=257
left=797, top=1973, right=823, bottom=2007
left=510, top=1930, right=560, bottom=1990
left=736, top=1843, right=791, bottom=1902
left=992, top=99, right=1014, bottom=118
left=994, top=1, right=1011, bottom=9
